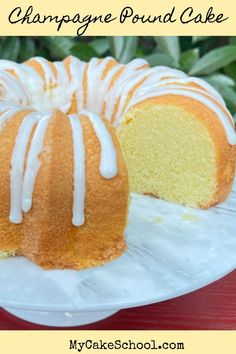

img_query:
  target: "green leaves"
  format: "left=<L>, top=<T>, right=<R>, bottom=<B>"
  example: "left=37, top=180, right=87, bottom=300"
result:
left=180, top=48, right=199, bottom=72
left=90, top=38, right=109, bottom=56
left=224, top=63, right=236, bottom=82
left=71, top=43, right=97, bottom=61
left=154, top=36, right=180, bottom=66
left=109, top=37, right=138, bottom=63
left=188, top=45, right=236, bottom=76
left=192, top=36, right=210, bottom=43
left=203, top=74, right=236, bottom=113
left=204, top=73, right=235, bottom=89
left=41, top=37, right=74, bottom=59
left=0, top=37, right=20, bottom=61
left=19, top=38, right=36, bottom=62
left=144, top=53, right=175, bottom=67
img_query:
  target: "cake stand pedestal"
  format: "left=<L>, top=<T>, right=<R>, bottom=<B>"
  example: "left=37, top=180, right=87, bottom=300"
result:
left=4, top=307, right=119, bottom=327
left=1, top=183, right=236, bottom=328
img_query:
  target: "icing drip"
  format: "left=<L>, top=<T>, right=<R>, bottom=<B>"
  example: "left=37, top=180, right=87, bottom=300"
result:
left=0, top=60, right=43, bottom=89
left=69, top=114, right=86, bottom=226
left=0, top=55, right=235, bottom=227
left=156, top=77, right=225, bottom=106
left=86, top=57, right=123, bottom=114
left=81, top=110, right=118, bottom=178
left=22, top=112, right=52, bottom=213
left=126, top=58, right=148, bottom=70
left=104, top=66, right=186, bottom=122
left=47, top=61, right=72, bottom=113
left=10, top=112, right=41, bottom=224
left=146, top=84, right=234, bottom=125
left=0, top=55, right=234, bottom=145
left=30, top=57, right=56, bottom=89
left=95, top=62, right=123, bottom=114
left=112, top=68, right=187, bottom=124
left=86, top=58, right=105, bottom=110
left=0, top=106, right=28, bottom=133
left=54, top=61, right=69, bottom=87
left=0, top=71, right=28, bottom=105
left=69, top=56, right=86, bottom=111
left=104, top=65, right=147, bottom=121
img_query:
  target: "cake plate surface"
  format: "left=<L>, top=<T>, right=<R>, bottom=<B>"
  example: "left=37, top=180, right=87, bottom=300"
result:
left=0, top=180, right=236, bottom=327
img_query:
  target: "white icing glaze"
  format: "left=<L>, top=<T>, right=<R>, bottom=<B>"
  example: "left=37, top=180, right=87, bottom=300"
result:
left=104, top=64, right=148, bottom=121
left=125, top=87, right=236, bottom=145
left=0, top=55, right=234, bottom=227
left=126, top=58, right=148, bottom=70
left=113, top=67, right=187, bottom=123
left=0, top=71, right=28, bottom=105
left=81, top=110, right=118, bottom=178
left=96, top=62, right=123, bottom=114
left=69, top=56, right=86, bottom=112
left=30, top=57, right=56, bottom=89
left=156, top=77, right=225, bottom=106
left=10, top=112, right=41, bottom=224
left=45, top=61, right=72, bottom=113
left=54, top=61, right=69, bottom=86
left=0, top=106, right=27, bottom=132
left=20, top=63, right=44, bottom=92
left=22, top=112, right=52, bottom=213
left=86, top=57, right=108, bottom=110
left=104, top=66, right=187, bottom=122
left=0, top=55, right=234, bottom=144
left=86, top=57, right=123, bottom=114
left=148, top=83, right=234, bottom=125
left=132, top=80, right=234, bottom=127
left=0, top=60, right=43, bottom=89
left=69, top=114, right=86, bottom=226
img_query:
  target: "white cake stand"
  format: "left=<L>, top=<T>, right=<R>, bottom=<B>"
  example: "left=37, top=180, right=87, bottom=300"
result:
left=1, top=180, right=236, bottom=327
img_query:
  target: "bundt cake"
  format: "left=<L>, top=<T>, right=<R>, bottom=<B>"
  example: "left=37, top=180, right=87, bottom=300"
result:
left=0, top=105, right=128, bottom=269
left=0, top=55, right=235, bottom=269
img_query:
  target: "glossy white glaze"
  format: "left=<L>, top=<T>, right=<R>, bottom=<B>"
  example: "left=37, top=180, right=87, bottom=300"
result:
left=0, top=71, right=28, bottom=105
left=0, top=106, right=27, bottom=133
left=125, top=87, right=236, bottom=145
left=69, top=56, right=86, bottom=112
left=30, top=57, right=56, bottom=89
left=0, top=55, right=235, bottom=227
left=22, top=112, right=52, bottom=213
left=10, top=112, right=41, bottom=224
left=69, top=114, right=86, bottom=227
left=156, top=76, right=225, bottom=105
left=112, top=67, right=187, bottom=124
left=81, top=110, right=118, bottom=178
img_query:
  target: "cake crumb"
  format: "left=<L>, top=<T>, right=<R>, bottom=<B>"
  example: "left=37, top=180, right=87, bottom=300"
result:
left=0, top=250, right=15, bottom=260
left=153, top=216, right=163, bottom=224
left=181, top=213, right=198, bottom=222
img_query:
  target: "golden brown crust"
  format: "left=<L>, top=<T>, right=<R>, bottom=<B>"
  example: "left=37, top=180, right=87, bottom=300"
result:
left=0, top=55, right=235, bottom=272
left=0, top=109, right=33, bottom=252
left=0, top=57, right=129, bottom=270
left=0, top=110, right=129, bottom=270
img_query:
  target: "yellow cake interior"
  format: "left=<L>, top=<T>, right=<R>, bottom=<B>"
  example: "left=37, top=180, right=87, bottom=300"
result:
left=0, top=55, right=235, bottom=269
left=118, top=101, right=217, bottom=208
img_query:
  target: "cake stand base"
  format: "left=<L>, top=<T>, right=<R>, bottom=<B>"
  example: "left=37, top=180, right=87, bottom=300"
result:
left=4, top=307, right=119, bottom=327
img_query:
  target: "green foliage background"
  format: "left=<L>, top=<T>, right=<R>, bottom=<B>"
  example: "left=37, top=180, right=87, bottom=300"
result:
left=1, top=36, right=236, bottom=121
